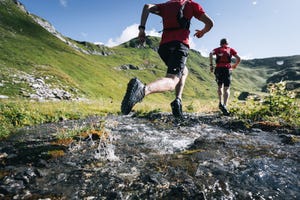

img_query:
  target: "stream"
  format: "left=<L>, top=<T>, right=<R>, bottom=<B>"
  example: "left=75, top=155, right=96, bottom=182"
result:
left=0, top=113, right=299, bottom=199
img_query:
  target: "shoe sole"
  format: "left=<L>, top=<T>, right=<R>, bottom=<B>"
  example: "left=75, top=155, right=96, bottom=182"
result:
left=121, top=78, right=144, bottom=115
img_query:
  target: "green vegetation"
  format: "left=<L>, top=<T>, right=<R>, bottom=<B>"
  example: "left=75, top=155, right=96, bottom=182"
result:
left=0, top=99, right=119, bottom=138
left=231, top=81, right=300, bottom=128
left=0, top=98, right=219, bottom=139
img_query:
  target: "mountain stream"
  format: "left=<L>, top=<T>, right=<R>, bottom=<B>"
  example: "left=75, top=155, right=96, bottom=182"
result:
left=0, top=113, right=299, bottom=199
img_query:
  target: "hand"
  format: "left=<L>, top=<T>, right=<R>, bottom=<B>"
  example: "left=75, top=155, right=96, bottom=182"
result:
left=138, top=30, right=146, bottom=44
left=231, top=64, right=238, bottom=69
left=194, top=29, right=205, bottom=38
left=210, top=66, right=214, bottom=73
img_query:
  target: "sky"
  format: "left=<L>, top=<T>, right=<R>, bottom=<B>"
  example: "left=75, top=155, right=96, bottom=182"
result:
left=18, top=0, right=300, bottom=59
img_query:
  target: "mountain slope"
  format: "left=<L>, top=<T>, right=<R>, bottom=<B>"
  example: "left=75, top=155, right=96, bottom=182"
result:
left=242, top=56, right=300, bottom=93
left=0, top=0, right=298, bottom=107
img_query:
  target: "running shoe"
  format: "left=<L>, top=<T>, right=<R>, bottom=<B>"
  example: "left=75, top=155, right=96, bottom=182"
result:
left=219, top=103, right=230, bottom=116
left=170, top=98, right=183, bottom=119
left=121, top=78, right=145, bottom=115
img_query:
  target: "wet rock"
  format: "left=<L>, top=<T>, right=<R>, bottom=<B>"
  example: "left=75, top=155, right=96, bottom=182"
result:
left=1, top=177, right=25, bottom=194
left=280, top=134, right=300, bottom=145
left=0, top=113, right=299, bottom=199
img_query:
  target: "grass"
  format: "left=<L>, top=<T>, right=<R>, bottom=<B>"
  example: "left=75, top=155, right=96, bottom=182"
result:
left=1, top=83, right=299, bottom=140
left=0, top=97, right=219, bottom=139
left=0, top=99, right=115, bottom=138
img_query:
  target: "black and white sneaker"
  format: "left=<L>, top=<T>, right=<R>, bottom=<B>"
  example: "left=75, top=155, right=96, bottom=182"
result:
left=171, top=98, right=183, bottom=119
left=121, top=78, right=145, bottom=115
left=219, top=103, right=230, bottom=116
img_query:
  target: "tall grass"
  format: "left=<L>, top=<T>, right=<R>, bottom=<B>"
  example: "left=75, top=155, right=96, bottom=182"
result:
left=0, top=99, right=118, bottom=138
left=0, top=98, right=218, bottom=139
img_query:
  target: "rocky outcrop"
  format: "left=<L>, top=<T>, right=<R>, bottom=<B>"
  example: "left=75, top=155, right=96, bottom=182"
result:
left=118, top=64, right=140, bottom=70
left=7, top=69, right=82, bottom=101
left=19, top=76, right=72, bottom=101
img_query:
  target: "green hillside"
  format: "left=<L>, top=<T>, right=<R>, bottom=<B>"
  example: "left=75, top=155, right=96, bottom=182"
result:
left=242, top=56, right=300, bottom=94
left=0, top=0, right=299, bottom=108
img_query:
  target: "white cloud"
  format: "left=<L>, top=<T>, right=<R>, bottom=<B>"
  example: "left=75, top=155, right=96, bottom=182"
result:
left=94, top=42, right=104, bottom=45
left=189, top=38, right=210, bottom=57
left=59, top=0, right=68, bottom=7
left=240, top=53, right=254, bottom=60
left=252, top=1, right=257, bottom=6
left=189, top=37, right=196, bottom=50
left=105, top=24, right=161, bottom=47
left=197, top=47, right=210, bottom=57
left=146, top=29, right=161, bottom=38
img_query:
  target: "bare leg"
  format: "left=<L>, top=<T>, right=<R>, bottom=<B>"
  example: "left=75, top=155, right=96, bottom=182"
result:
left=144, top=74, right=180, bottom=96
left=223, top=86, right=230, bottom=106
left=175, top=66, right=188, bottom=100
left=217, top=84, right=223, bottom=104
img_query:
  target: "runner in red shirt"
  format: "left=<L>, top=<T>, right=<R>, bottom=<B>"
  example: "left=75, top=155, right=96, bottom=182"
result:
left=121, top=0, right=213, bottom=119
left=209, top=38, right=241, bottom=115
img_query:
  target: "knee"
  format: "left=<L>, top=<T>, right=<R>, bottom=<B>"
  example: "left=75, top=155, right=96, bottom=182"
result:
left=217, top=87, right=222, bottom=94
left=183, top=66, right=188, bottom=76
left=167, top=76, right=180, bottom=91
left=224, top=86, right=230, bottom=93
left=171, top=79, right=180, bottom=90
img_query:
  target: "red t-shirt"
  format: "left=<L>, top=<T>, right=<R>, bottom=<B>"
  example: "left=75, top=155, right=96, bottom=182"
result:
left=212, top=46, right=237, bottom=68
left=156, top=0, right=205, bottom=47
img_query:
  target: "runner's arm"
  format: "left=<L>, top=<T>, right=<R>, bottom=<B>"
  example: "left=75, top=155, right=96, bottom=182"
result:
left=232, top=54, right=241, bottom=69
left=138, top=4, right=159, bottom=43
left=194, top=13, right=214, bottom=38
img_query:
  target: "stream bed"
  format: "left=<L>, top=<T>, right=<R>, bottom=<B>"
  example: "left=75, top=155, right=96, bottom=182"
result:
left=0, top=113, right=299, bottom=199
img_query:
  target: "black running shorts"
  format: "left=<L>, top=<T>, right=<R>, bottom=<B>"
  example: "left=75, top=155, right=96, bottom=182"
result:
left=214, top=67, right=232, bottom=87
left=158, top=41, right=189, bottom=78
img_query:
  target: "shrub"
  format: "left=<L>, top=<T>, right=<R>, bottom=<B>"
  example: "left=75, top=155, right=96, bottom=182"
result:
left=231, top=81, right=300, bottom=127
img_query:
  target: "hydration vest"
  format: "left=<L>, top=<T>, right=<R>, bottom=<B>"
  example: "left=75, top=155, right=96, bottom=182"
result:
left=164, top=0, right=190, bottom=31
left=177, top=0, right=190, bottom=30
left=216, top=48, right=232, bottom=64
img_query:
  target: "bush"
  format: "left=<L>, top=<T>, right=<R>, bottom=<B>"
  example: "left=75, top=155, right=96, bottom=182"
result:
left=231, top=81, right=300, bottom=127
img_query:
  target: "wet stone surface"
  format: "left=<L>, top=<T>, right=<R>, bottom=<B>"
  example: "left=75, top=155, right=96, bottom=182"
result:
left=0, top=113, right=299, bottom=199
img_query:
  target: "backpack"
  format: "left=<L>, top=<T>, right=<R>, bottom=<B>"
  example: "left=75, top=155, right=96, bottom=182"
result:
left=164, top=0, right=190, bottom=31
left=216, top=48, right=232, bottom=64
left=177, top=0, right=190, bottom=30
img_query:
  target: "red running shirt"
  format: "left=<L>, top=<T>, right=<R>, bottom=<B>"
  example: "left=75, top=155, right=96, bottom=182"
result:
left=211, top=46, right=237, bottom=69
left=156, top=0, right=205, bottom=47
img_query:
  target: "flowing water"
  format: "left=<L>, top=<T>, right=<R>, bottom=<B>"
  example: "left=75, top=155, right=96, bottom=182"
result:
left=0, top=113, right=299, bottom=199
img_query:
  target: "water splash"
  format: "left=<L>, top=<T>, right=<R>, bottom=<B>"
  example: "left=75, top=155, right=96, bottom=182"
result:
left=94, top=131, right=120, bottom=162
